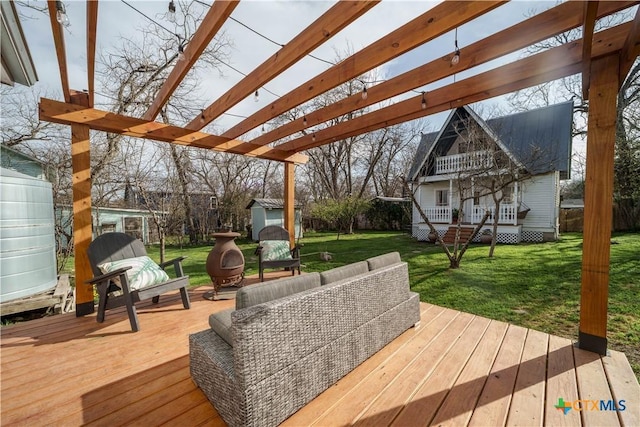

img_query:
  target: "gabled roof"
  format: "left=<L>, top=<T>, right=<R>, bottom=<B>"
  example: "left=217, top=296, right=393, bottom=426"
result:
left=0, top=1, right=38, bottom=86
left=407, top=101, right=574, bottom=181
left=246, top=198, right=302, bottom=210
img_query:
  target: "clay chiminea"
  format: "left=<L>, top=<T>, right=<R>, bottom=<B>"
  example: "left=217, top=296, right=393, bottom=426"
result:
left=205, top=232, right=245, bottom=299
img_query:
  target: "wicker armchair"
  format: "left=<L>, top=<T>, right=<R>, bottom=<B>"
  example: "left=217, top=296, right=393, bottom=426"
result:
left=255, top=225, right=301, bottom=281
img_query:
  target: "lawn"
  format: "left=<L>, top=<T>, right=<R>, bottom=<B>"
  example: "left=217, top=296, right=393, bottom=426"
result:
left=146, top=231, right=640, bottom=378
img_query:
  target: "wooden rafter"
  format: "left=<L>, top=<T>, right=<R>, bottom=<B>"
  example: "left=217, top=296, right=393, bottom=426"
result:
left=276, top=22, right=632, bottom=154
left=219, top=0, right=505, bottom=140
left=246, top=0, right=633, bottom=151
left=38, top=98, right=307, bottom=164
left=86, top=0, right=98, bottom=108
left=187, top=0, right=379, bottom=130
left=143, top=0, right=239, bottom=121
left=619, top=5, right=640, bottom=82
left=582, top=1, right=599, bottom=100
left=47, top=0, right=71, bottom=103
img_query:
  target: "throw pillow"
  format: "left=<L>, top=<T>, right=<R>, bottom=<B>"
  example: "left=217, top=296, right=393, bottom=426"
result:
left=260, top=240, right=293, bottom=261
left=98, top=256, right=169, bottom=291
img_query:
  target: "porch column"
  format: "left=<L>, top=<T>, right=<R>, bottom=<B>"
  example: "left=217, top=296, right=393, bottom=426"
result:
left=513, top=180, right=518, bottom=225
left=578, top=54, right=619, bottom=354
left=70, top=92, right=94, bottom=316
left=470, top=178, right=475, bottom=224
left=283, top=162, right=296, bottom=248
left=449, top=179, right=453, bottom=224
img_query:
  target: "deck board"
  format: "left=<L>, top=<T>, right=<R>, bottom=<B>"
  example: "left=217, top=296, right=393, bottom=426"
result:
left=1, top=284, right=638, bottom=427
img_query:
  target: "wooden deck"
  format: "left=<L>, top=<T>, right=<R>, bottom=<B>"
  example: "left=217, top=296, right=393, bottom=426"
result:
left=1, top=279, right=638, bottom=426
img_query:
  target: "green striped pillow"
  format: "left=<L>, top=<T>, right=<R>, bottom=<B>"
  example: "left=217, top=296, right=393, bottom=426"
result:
left=260, top=240, right=293, bottom=261
left=98, top=256, right=170, bottom=291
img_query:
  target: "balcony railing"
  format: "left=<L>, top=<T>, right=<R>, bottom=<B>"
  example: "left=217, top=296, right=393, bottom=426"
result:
left=435, top=151, right=492, bottom=174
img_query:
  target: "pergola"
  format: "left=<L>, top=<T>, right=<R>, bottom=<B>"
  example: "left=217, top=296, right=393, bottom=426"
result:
left=38, top=0, right=639, bottom=355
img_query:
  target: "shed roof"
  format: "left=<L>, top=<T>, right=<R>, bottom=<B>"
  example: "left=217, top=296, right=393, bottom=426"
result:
left=408, top=101, right=574, bottom=181
left=246, top=198, right=302, bottom=210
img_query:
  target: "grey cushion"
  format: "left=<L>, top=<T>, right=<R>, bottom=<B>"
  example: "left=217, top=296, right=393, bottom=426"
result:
left=236, top=273, right=321, bottom=309
left=367, top=252, right=401, bottom=270
left=209, top=308, right=234, bottom=346
left=320, top=261, right=369, bottom=286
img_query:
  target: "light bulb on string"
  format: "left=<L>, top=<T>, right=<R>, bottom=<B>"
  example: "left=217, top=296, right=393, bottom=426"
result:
left=451, top=28, right=460, bottom=65
left=312, top=133, right=316, bottom=142
left=167, top=0, right=176, bottom=23
left=177, top=43, right=186, bottom=62
left=261, top=124, right=266, bottom=133
left=254, top=90, right=260, bottom=102
left=303, top=116, right=308, bottom=126
left=200, top=109, right=206, bottom=124
left=56, top=1, right=70, bottom=27
left=361, top=86, right=368, bottom=100
left=421, top=92, right=427, bottom=110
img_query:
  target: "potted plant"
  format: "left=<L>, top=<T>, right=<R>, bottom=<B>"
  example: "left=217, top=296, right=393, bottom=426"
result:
left=480, top=228, right=493, bottom=244
left=451, top=208, right=459, bottom=223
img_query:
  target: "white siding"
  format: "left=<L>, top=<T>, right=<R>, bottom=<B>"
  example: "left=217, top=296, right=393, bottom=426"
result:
left=520, top=172, right=559, bottom=232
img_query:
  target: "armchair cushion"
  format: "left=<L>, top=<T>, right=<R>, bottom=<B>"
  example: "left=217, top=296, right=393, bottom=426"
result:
left=260, top=240, right=293, bottom=261
left=98, top=255, right=169, bottom=291
left=319, top=261, right=369, bottom=285
left=366, top=252, right=402, bottom=271
left=209, top=309, right=234, bottom=346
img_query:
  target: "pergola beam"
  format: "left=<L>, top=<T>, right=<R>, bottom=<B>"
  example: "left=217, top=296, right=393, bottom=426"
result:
left=38, top=98, right=307, bottom=164
left=279, top=22, right=631, bottom=154
left=86, top=0, right=98, bottom=108
left=582, top=1, right=599, bottom=100
left=143, top=0, right=239, bottom=121
left=619, top=5, right=640, bottom=81
left=247, top=0, right=633, bottom=151
left=220, top=0, right=505, bottom=140
left=46, top=0, right=71, bottom=103
left=187, top=0, right=379, bottom=130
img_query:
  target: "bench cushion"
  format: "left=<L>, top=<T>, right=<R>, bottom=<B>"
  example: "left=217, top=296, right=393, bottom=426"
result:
left=236, top=273, right=321, bottom=309
left=319, top=261, right=369, bottom=285
left=366, top=252, right=401, bottom=271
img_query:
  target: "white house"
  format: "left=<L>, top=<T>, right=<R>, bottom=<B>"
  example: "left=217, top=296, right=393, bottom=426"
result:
left=407, top=102, right=573, bottom=243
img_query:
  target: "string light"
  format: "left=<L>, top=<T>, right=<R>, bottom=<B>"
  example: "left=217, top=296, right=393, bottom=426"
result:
left=451, top=28, right=460, bottom=65
left=55, top=1, right=70, bottom=27
left=177, top=43, right=186, bottom=61
left=167, top=0, right=176, bottom=23
left=312, top=133, right=316, bottom=142
left=254, top=90, right=259, bottom=102
left=200, top=109, right=206, bottom=123
left=261, top=124, right=266, bottom=133
left=303, top=116, right=308, bottom=126
left=421, top=92, right=427, bottom=110
left=361, top=85, right=368, bottom=100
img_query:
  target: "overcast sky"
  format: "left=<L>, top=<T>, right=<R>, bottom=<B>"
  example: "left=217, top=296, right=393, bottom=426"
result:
left=18, top=1, right=558, bottom=134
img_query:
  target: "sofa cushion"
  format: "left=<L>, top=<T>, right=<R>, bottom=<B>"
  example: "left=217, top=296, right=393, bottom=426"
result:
left=209, top=308, right=234, bottom=346
left=319, top=261, right=369, bottom=286
left=366, top=252, right=401, bottom=271
left=236, top=272, right=321, bottom=309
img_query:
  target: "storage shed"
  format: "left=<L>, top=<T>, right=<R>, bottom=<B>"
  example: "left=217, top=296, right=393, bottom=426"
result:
left=246, top=198, right=302, bottom=241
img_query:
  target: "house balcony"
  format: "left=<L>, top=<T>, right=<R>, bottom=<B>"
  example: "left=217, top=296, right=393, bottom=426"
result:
left=435, top=150, right=492, bottom=175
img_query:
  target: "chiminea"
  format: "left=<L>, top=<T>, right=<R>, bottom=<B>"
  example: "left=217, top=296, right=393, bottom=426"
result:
left=205, top=232, right=245, bottom=299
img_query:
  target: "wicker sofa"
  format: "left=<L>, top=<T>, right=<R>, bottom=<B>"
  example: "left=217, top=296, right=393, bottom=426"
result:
left=189, top=252, right=420, bottom=427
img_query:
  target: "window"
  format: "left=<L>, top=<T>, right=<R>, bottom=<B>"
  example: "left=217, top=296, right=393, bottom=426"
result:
left=502, top=186, right=513, bottom=203
left=100, top=223, right=116, bottom=234
left=473, top=191, right=480, bottom=206
left=436, top=190, right=449, bottom=206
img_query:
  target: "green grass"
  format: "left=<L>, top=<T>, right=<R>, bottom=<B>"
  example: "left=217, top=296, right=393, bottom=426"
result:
left=66, top=231, right=640, bottom=378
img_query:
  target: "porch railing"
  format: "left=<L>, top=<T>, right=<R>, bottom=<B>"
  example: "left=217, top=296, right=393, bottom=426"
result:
left=423, top=206, right=451, bottom=223
left=435, top=150, right=492, bottom=174
left=471, top=204, right=517, bottom=225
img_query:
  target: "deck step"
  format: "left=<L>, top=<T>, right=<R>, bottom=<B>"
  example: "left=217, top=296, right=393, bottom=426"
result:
left=442, top=226, right=475, bottom=244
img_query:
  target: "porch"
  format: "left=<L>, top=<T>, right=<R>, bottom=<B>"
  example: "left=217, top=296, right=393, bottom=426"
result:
left=2, top=286, right=637, bottom=426
left=420, top=204, right=523, bottom=225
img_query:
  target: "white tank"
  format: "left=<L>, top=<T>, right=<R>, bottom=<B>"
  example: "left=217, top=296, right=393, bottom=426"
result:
left=0, top=167, right=57, bottom=303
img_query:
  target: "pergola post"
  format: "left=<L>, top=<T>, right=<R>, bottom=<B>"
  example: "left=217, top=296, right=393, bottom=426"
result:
left=578, top=54, right=619, bottom=354
left=70, top=91, right=94, bottom=316
left=284, top=162, right=296, bottom=248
